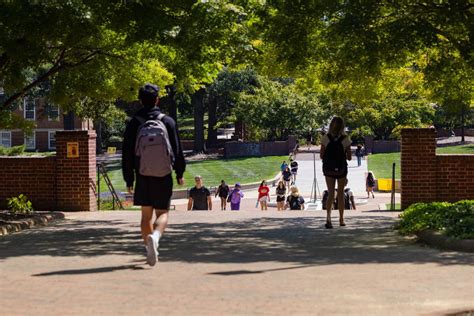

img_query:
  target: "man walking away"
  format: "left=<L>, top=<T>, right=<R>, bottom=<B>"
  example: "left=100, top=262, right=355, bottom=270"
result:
left=122, top=83, right=186, bottom=267
left=188, top=175, right=212, bottom=211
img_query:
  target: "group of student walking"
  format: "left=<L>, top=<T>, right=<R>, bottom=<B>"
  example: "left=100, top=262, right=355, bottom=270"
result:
left=122, top=83, right=373, bottom=267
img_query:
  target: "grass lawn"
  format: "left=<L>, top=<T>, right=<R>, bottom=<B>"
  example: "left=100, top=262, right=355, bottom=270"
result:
left=367, top=144, right=474, bottom=179
left=367, top=152, right=401, bottom=179
left=99, top=155, right=287, bottom=193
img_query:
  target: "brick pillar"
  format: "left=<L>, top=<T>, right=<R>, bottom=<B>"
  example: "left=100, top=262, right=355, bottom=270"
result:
left=55, top=131, right=97, bottom=211
left=400, top=128, right=437, bottom=210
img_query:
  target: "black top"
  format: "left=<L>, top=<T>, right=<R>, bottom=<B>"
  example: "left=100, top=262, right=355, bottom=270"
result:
left=282, top=170, right=292, bottom=181
left=122, top=106, right=186, bottom=187
left=286, top=195, right=305, bottom=210
left=189, top=186, right=211, bottom=210
left=290, top=161, right=298, bottom=171
left=216, top=184, right=230, bottom=198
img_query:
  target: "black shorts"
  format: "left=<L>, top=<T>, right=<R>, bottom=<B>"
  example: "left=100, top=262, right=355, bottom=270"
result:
left=134, top=173, right=173, bottom=209
left=276, top=196, right=285, bottom=202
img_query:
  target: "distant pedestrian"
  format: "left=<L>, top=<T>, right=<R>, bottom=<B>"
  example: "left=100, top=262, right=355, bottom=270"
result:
left=275, top=181, right=286, bottom=211
left=280, top=160, right=288, bottom=173
left=285, top=186, right=305, bottom=210
left=187, top=175, right=212, bottom=211
left=306, top=132, right=312, bottom=149
left=366, top=171, right=376, bottom=198
left=215, top=180, right=230, bottom=210
left=282, top=166, right=292, bottom=188
left=320, top=116, right=352, bottom=228
left=257, top=180, right=270, bottom=210
left=122, top=83, right=186, bottom=267
left=355, top=144, right=364, bottom=167
left=228, top=183, right=244, bottom=210
left=290, top=158, right=299, bottom=184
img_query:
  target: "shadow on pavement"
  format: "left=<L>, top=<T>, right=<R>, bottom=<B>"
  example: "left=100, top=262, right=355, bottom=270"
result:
left=161, top=216, right=474, bottom=266
left=32, top=264, right=145, bottom=276
left=1, top=216, right=473, bottom=269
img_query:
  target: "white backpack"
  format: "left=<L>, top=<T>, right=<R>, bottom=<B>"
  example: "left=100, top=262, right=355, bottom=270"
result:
left=135, top=114, right=173, bottom=177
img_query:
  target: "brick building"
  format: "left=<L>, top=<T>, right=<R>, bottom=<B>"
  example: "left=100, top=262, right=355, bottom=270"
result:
left=0, top=94, right=93, bottom=152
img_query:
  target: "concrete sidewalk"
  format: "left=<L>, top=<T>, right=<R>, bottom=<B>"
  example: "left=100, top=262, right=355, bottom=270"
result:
left=1, top=209, right=473, bottom=315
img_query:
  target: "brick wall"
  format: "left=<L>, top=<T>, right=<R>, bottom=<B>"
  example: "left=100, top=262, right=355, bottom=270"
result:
left=0, top=157, right=56, bottom=211
left=55, top=131, right=97, bottom=211
left=1, top=130, right=97, bottom=212
left=401, top=128, right=474, bottom=209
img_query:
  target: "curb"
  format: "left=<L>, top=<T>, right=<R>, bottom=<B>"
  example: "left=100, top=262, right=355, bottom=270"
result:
left=0, top=212, right=65, bottom=236
left=416, top=230, right=474, bottom=253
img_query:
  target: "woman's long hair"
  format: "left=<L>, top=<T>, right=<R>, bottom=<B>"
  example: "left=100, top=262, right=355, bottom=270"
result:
left=277, top=180, right=285, bottom=189
left=328, top=116, right=345, bottom=137
left=259, top=180, right=266, bottom=188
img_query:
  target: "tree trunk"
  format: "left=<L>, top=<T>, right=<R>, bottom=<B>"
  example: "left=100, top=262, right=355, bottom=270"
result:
left=192, top=88, right=206, bottom=153
left=94, top=120, right=103, bottom=154
left=461, top=106, right=465, bottom=143
left=207, top=98, right=218, bottom=146
left=235, top=120, right=244, bottom=140
left=165, top=84, right=177, bottom=122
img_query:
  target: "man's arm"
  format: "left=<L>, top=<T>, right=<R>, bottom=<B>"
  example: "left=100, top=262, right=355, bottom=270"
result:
left=187, top=197, right=193, bottom=211
left=350, top=195, right=356, bottom=210
left=122, top=118, right=137, bottom=191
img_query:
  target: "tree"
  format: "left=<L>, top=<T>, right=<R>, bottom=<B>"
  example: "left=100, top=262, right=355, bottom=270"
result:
left=0, top=1, right=260, bottom=128
left=235, top=77, right=330, bottom=141
left=259, top=0, right=472, bottom=136
left=207, top=68, right=259, bottom=144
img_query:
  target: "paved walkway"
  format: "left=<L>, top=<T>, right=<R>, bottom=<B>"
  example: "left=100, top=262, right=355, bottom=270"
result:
left=1, top=209, right=473, bottom=315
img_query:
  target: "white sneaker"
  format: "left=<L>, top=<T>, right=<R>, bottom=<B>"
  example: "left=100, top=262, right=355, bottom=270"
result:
left=146, top=234, right=158, bottom=266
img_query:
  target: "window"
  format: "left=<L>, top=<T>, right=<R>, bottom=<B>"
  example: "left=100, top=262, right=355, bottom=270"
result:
left=1, top=131, right=11, bottom=148
left=24, top=132, right=36, bottom=150
left=48, top=104, right=60, bottom=121
left=24, top=98, right=36, bottom=120
left=48, top=131, right=56, bottom=150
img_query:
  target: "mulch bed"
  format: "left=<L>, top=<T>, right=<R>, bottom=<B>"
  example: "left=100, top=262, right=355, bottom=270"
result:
left=0, top=211, right=65, bottom=236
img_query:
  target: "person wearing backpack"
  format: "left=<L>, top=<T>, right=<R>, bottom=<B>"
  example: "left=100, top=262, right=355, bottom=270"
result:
left=122, top=83, right=185, bottom=266
left=285, top=186, right=305, bottom=210
left=228, top=183, right=244, bottom=210
left=320, top=116, right=352, bottom=228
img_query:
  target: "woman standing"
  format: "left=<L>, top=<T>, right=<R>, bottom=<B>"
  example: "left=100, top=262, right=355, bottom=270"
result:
left=275, top=181, right=286, bottom=211
left=257, top=180, right=270, bottom=210
left=321, top=116, right=352, bottom=228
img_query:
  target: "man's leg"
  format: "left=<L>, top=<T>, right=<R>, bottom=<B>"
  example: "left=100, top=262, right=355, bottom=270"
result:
left=153, top=209, right=169, bottom=235
left=141, top=206, right=154, bottom=244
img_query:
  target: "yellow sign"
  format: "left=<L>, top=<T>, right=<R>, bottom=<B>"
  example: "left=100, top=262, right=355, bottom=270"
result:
left=107, top=147, right=117, bottom=154
left=67, top=142, right=79, bottom=158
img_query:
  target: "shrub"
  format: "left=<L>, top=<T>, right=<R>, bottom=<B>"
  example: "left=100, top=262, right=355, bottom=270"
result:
left=397, top=200, right=474, bottom=239
left=0, top=145, right=26, bottom=156
left=108, top=135, right=123, bottom=143
left=7, top=194, right=34, bottom=215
